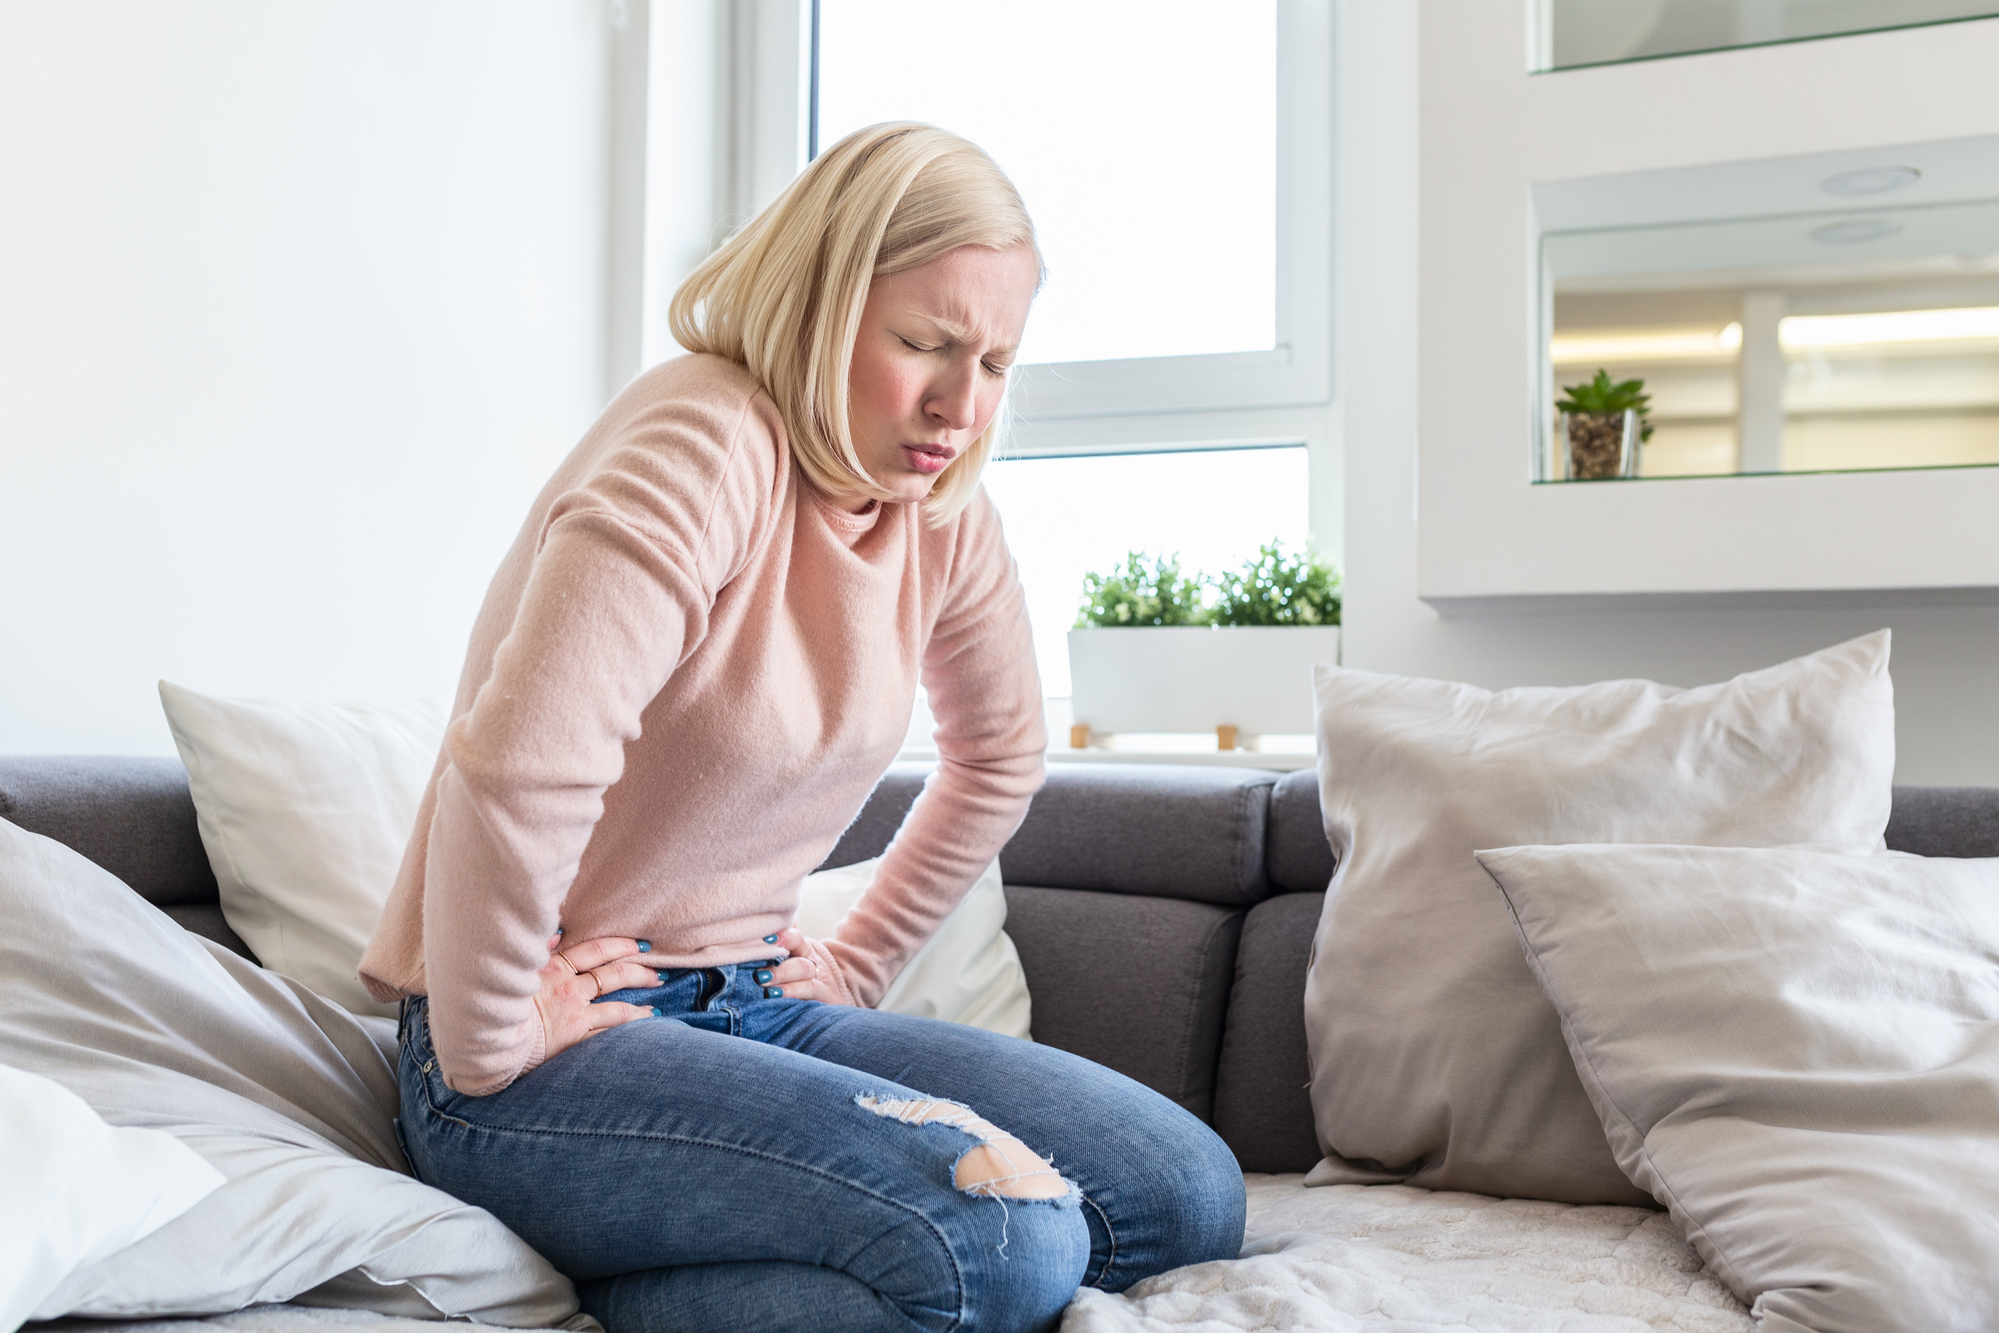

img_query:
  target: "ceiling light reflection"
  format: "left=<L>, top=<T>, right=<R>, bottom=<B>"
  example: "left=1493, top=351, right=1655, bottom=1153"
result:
left=1552, top=309, right=1999, bottom=364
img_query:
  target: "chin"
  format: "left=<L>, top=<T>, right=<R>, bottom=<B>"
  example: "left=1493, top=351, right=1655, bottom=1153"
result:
left=888, top=476, right=944, bottom=507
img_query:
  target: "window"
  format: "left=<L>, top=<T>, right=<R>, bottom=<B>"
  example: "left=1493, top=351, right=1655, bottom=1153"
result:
left=817, top=1, right=1275, bottom=367
left=812, top=0, right=1331, bottom=418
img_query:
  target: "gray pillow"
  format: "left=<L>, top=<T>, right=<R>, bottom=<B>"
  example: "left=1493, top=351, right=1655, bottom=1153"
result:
left=1479, top=842, right=1999, bottom=1332
left=1303, top=632, right=1895, bottom=1204
left=0, top=817, right=589, bottom=1328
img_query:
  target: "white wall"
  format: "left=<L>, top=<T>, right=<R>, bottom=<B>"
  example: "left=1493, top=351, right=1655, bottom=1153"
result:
left=1336, top=0, right=1999, bottom=785
left=0, top=1, right=614, bottom=754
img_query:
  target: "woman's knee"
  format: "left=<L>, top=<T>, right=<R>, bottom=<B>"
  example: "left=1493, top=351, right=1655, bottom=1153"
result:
left=1116, top=1113, right=1248, bottom=1280
left=1178, top=1126, right=1250, bottom=1263
left=953, top=1188, right=1090, bottom=1333
left=855, top=1093, right=1089, bottom=1329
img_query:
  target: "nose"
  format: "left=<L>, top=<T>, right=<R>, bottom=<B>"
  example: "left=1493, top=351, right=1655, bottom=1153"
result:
left=924, top=360, right=981, bottom=433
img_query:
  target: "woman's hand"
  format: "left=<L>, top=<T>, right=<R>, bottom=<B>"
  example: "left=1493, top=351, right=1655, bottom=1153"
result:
left=761, top=927, right=849, bottom=1004
left=532, top=933, right=660, bottom=1063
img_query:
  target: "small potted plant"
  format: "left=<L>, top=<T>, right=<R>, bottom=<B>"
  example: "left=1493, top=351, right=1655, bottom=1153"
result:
left=1555, top=369, right=1652, bottom=481
left=1067, top=544, right=1341, bottom=750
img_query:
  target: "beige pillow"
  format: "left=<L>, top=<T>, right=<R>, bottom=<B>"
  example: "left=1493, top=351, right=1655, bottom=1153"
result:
left=1478, top=842, right=1999, bottom=1331
left=1303, top=632, right=1894, bottom=1204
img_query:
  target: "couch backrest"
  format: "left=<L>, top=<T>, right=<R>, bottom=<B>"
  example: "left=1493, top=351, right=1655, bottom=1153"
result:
left=10, top=754, right=1999, bottom=1175
left=0, top=755, right=252, bottom=958
left=0, top=756, right=215, bottom=905
left=828, top=761, right=1277, bottom=905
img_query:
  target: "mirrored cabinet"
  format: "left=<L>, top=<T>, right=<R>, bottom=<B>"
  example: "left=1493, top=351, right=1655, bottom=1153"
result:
left=1534, top=0, right=1999, bottom=71
left=1539, top=148, right=1999, bottom=482
left=1415, top=0, right=1999, bottom=600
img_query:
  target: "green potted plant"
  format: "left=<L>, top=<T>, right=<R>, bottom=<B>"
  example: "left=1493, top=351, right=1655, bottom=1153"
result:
left=1067, top=544, right=1341, bottom=752
left=1555, top=368, right=1652, bottom=481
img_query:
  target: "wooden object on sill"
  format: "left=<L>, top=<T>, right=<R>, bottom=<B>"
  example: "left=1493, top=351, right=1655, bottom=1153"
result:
left=1070, top=723, right=1091, bottom=750
left=1217, top=725, right=1239, bottom=752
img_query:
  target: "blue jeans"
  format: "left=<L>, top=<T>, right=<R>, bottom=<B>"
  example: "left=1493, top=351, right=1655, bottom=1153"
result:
left=396, top=962, right=1245, bottom=1333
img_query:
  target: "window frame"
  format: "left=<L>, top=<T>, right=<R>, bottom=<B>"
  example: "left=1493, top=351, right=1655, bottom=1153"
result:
left=739, top=0, right=1334, bottom=429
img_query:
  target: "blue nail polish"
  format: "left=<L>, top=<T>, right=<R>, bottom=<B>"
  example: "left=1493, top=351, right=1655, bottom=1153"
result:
left=765, top=985, right=784, bottom=999
left=763, top=934, right=778, bottom=945
left=636, top=940, right=652, bottom=953
left=650, top=1006, right=663, bottom=1017
left=754, top=968, right=773, bottom=984
left=555, top=926, right=565, bottom=936
left=656, top=970, right=669, bottom=984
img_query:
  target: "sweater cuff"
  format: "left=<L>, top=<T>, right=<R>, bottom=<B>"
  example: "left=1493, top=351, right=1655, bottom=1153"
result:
left=446, top=1009, right=546, bottom=1097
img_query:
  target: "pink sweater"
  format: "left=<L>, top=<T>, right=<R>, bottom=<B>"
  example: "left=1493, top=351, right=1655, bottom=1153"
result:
left=359, top=354, right=1045, bottom=1094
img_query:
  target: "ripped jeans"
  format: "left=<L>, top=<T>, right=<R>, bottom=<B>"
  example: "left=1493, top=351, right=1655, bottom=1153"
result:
left=395, top=961, right=1245, bottom=1333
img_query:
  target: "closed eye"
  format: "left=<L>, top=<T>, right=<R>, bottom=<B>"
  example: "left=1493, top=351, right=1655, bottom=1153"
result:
left=898, top=336, right=939, bottom=353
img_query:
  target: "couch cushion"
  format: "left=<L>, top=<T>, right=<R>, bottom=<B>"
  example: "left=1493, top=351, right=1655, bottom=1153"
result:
left=1267, top=768, right=1337, bottom=893
left=1003, top=885, right=1242, bottom=1122
left=1001, top=764, right=1275, bottom=906
left=1886, top=785, right=1999, bottom=858
left=1213, top=892, right=1323, bottom=1173
left=0, top=757, right=217, bottom=909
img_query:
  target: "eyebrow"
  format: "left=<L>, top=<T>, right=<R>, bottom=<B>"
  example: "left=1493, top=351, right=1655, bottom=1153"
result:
left=902, top=311, right=1019, bottom=359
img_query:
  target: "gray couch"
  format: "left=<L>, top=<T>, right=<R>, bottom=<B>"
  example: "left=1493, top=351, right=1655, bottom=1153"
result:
left=5, top=754, right=1999, bottom=1186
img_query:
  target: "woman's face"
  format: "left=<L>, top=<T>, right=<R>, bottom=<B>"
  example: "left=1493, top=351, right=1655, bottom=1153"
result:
left=844, top=243, right=1040, bottom=510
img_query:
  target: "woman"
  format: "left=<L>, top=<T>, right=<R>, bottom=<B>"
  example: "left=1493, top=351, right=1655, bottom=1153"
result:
left=359, top=123, right=1246, bottom=1333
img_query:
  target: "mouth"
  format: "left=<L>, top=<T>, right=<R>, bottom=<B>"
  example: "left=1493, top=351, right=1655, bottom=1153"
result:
left=901, top=442, right=957, bottom=475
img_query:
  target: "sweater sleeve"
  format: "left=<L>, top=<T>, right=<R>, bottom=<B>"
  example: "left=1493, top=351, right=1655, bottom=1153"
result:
left=820, top=490, right=1046, bottom=1006
left=423, top=388, right=779, bottom=1095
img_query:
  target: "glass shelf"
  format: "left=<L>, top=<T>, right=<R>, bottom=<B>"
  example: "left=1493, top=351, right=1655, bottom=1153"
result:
left=1533, top=0, right=1999, bottom=72
left=1539, top=156, right=1999, bottom=482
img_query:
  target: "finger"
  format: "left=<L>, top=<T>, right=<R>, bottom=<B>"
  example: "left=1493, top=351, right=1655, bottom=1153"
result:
left=757, top=972, right=838, bottom=1002
left=583, top=1000, right=657, bottom=1033
left=545, top=932, right=563, bottom=953
left=590, top=959, right=670, bottom=994
left=558, top=935, right=649, bottom=972
left=764, top=955, right=819, bottom=986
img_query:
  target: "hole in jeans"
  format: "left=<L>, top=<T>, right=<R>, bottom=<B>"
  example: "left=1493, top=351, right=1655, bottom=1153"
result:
left=856, top=1094, right=1072, bottom=1201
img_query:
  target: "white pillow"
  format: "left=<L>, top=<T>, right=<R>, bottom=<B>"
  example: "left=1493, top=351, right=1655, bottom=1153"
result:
left=795, top=855, right=1039, bottom=1039
left=160, top=680, right=446, bottom=1018
left=0, top=1064, right=224, bottom=1330
left=795, top=856, right=1033, bottom=1039
left=1303, top=631, right=1896, bottom=1205
left=0, top=815, right=589, bottom=1327
left=1478, top=842, right=1999, bottom=1332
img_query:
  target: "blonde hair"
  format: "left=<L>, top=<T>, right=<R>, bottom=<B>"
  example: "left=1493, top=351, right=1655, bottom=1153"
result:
left=669, top=123, right=1040, bottom=526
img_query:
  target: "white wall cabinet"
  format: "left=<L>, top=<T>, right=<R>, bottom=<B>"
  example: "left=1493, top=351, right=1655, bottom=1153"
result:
left=1414, top=5, right=1999, bottom=603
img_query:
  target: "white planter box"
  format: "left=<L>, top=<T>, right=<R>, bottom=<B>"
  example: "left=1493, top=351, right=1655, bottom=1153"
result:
left=1066, top=626, right=1342, bottom=739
